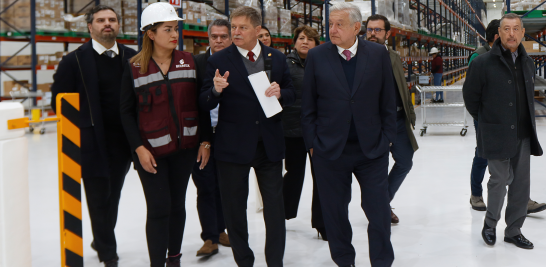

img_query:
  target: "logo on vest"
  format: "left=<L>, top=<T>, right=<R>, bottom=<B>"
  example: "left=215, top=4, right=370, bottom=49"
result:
left=176, top=59, right=190, bottom=68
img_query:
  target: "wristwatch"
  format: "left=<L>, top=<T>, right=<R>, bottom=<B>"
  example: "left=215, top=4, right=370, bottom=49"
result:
left=200, top=142, right=211, bottom=149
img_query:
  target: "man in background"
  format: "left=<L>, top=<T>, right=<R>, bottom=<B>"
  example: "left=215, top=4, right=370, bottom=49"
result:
left=51, top=5, right=137, bottom=267
left=466, top=19, right=546, bottom=214
left=366, top=14, right=419, bottom=224
left=192, top=18, right=232, bottom=258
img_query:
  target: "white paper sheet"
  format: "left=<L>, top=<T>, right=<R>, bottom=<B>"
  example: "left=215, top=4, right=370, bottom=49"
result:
left=248, top=71, right=283, bottom=118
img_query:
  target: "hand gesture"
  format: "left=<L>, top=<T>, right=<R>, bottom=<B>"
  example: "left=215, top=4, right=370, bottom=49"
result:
left=213, top=69, right=230, bottom=93
left=265, top=82, right=281, bottom=99
left=135, top=146, right=157, bottom=174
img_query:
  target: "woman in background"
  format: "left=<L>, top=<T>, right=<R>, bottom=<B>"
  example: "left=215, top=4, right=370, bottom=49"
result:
left=258, top=25, right=273, bottom=47
left=281, top=25, right=327, bottom=240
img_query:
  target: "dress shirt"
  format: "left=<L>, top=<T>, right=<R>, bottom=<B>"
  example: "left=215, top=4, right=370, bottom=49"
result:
left=92, top=39, right=119, bottom=57
left=500, top=44, right=518, bottom=63
left=336, top=38, right=358, bottom=60
left=236, top=41, right=261, bottom=61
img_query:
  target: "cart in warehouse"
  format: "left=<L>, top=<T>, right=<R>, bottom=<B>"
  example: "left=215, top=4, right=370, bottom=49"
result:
left=9, top=90, right=48, bottom=134
left=414, top=85, right=468, bottom=136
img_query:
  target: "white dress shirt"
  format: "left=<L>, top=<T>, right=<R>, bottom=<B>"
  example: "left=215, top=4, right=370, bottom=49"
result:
left=92, top=39, right=119, bottom=58
left=236, top=41, right=261, bottom=61
left=336, top=38, right=358, bottom=60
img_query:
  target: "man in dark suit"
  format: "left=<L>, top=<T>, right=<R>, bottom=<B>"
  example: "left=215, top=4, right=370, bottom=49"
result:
left=192, top=19, right=232, bottom=257
left=463, top=13, right=543, bottom=250
left=301, top=3, right=396, bottom=267
left=51, top=5, right=136, bottom=267
left=200, top=7, right=295, bottom=267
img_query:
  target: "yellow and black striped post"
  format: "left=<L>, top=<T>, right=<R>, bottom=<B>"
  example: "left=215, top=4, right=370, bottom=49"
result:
left=56, top=93, right=83, bottom=267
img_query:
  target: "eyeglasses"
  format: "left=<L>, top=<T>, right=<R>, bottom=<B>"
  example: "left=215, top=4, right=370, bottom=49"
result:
left=367, top=28, right=385, bottom=33
left=210, top=34, right=229, bottom=40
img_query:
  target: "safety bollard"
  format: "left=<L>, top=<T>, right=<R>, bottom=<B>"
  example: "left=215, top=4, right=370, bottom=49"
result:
left=56, top=93, right=83, bottom=267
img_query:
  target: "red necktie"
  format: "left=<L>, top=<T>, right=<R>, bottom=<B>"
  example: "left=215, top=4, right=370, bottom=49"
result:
left=343, top=50, right=352, bottom=61
left=247, top=51, right=255, bottom=62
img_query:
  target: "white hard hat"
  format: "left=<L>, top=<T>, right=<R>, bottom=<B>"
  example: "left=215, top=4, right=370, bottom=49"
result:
left=140, top=2, right=183, bottom=31
left=429, top=47, right=439, bottom=54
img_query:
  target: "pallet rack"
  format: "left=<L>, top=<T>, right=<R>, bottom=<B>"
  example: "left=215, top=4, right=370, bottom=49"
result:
left=1, top=0, right=487, bottom=103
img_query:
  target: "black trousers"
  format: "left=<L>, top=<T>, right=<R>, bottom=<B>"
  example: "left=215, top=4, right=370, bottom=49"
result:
left=216, top=141, right=286, bottom=267
left=191, top=135, right=226, bottom=244
left=312, top=141, right=394, bottom=267
left=133, top=147, right=197, bottom=267
left=83, top=133, right=131, bottom=262
left=282, top=137, right=324, bottom=229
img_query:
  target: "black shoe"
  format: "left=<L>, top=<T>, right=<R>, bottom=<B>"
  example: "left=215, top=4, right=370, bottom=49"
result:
left=504, top=234, right=534, bottom=249
left=104, top=257, right=118, bottom=267
left=91, top=241, right=97, bottom=252
left=166, top=254, right=182, bottom=267
left=481, top=221, right=496, bottom=246
left=316, top=227, right=328, bottom=241
left=437, top=99, right=444, bottom=103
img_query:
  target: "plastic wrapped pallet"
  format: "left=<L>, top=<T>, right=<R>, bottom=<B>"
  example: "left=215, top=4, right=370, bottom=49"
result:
left=212, top=0, right=245, bottom=14
left=397, top=0, right=410, bottom=27
left=279, top=8, right=291, bottom=37
left=200, top=3, right=228, bottom=24
left=122, top=0, right=138, bottom=35
left=377, top=0, right=395, bottom=25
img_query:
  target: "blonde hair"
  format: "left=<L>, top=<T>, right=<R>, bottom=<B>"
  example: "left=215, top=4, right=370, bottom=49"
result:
left=130, top=23, right=163, bottom=74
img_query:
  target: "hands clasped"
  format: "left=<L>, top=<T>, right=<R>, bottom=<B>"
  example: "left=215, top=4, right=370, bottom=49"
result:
left=214, top=69, right=281, bottom=99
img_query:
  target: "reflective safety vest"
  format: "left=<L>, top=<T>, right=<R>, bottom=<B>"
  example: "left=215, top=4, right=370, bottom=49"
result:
left=130, top=50, right=199, bottom=158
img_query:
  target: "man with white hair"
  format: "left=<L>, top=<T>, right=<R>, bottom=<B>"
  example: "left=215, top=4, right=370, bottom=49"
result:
left=302, top=3, right=396, bottom=266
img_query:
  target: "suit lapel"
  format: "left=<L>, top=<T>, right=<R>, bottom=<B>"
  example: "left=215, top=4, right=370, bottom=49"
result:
left=226, top=44, right=252, bottom=88
left=326, top=43, right=350, bottom=95
left=351, top=39, right=368, bottom=96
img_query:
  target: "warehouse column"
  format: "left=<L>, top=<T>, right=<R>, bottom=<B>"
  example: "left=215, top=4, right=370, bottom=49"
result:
left=0, top=102, right=32, bottom=267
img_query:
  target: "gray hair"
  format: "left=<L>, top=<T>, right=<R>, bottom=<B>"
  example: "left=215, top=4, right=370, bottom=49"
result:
left=231, top=6, right=262, bottom=27
left=208, top=19, right=231, bottom=38
left=500, top=13, right=524, bottom=28
left=329, top=3, right=362, bottom=25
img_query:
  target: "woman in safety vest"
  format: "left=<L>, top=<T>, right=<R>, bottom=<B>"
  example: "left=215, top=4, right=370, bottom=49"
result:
left=120, top=2, right=211, bottom=266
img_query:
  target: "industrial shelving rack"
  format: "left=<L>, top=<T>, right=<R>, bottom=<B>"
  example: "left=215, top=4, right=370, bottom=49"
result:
left=1, top=0, right=487, bottom=103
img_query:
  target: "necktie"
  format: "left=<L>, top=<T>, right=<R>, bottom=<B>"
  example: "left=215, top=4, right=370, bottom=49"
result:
left=247, top=51, right=255, bottom=62
left=105, top=50, right=115, bottom=58
left=342, top=50, right=352, bottom=61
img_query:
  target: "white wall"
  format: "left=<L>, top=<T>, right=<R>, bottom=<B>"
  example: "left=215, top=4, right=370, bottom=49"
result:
left=486, top=3, right=504, bottom=22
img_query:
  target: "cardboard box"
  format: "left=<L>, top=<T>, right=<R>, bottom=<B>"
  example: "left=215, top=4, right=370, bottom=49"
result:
left=17, top=55, right=32, bottom=66
left=3, top=80, right=29, bottom=95
left=522, top=41, right=541, bottom=53
left=13, top=16, right=31, bottom=30
left=37, top=83, right=52, bottom=92
left=193, top=45, right=208, bottom=54
left=183, top=38, right=194, bottom=54
left=14, top=6, right=31, bottom=16
left=0, top=56, right=17, bottom=66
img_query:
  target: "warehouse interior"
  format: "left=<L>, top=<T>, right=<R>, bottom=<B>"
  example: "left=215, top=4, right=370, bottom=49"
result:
left=1, top=0, right=546, bottom=266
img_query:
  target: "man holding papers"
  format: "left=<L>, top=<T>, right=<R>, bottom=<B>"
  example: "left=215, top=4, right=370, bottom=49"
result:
left=200, top=6, right=295, bottom=267
left=301, top=3, right=397, bottom=267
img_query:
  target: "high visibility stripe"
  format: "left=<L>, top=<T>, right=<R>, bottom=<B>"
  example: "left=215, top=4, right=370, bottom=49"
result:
left=62, top=191, right=82, bottom=220
left=133, top=71, right=163, bottom=87
left=168, top=69, right=196, bottom=80
left=64, top=230, right=83, bottom=256
left=62, top=155, right=81, bottom=183
left=61, top=116, right=80, bottom=147
left=57, top=93, right=83, bottom=267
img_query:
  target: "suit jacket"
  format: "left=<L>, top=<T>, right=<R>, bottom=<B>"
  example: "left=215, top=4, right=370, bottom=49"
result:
left=200, top=43, right=295, bottom=164
left=463, top=39, right=543, bottom=159
left=51, top=41, right=137, bottom=178
left=301, top=39, right=397, bottom=160
left=193, top=49, right=213, bottom=140
left=389, top=47, right=418, bottom=152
